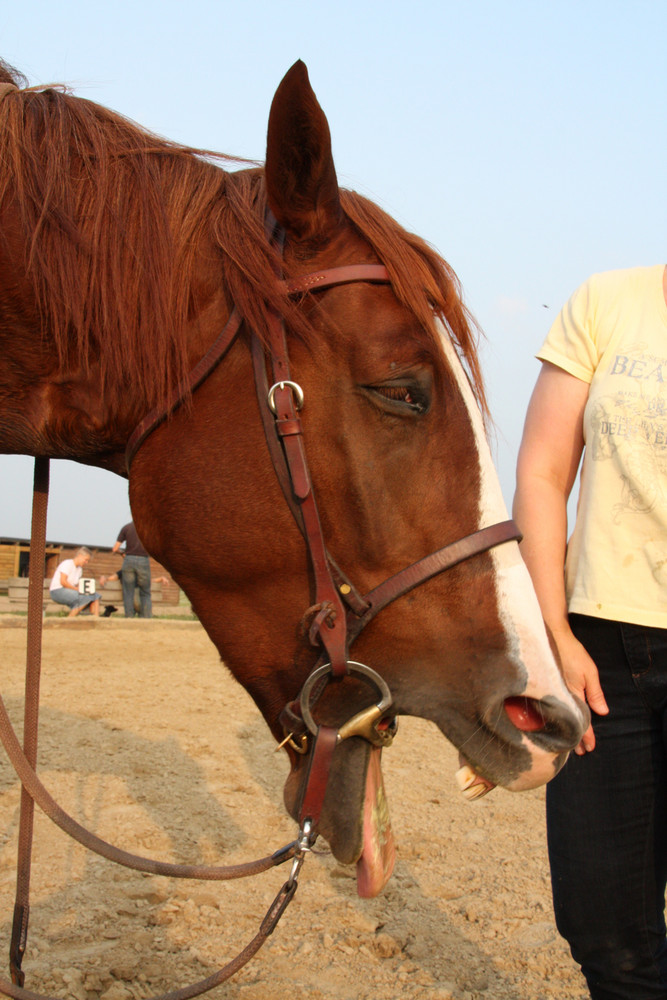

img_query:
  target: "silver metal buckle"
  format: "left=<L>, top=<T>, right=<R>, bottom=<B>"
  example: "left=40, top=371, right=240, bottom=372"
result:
left=267, top=380, right=305, bottom=414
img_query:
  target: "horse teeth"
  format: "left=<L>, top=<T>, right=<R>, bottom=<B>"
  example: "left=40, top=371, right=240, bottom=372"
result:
left=455, top=765, right=491, bottom=800
left=455, top=764, right=477, bottom=790
left=462, top=782, right=490, bottom=801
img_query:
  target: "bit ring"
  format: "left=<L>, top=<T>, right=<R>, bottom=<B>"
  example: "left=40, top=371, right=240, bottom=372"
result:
left=299, top=661, right=395, bottom=747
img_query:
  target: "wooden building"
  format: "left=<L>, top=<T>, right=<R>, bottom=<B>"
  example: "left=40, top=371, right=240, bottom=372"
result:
left=0, top=537, right=181, bottom=613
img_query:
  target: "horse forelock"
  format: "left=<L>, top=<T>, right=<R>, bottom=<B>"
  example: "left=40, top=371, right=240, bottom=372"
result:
left=0, top=72, right=486, bottom=421
left=220, top=178, right=488, bottom=419
left=338, top=190, right=488, bottom=420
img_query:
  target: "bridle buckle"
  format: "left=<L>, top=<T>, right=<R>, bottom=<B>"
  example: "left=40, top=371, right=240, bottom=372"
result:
left=267, top=380, right=304, bottom=414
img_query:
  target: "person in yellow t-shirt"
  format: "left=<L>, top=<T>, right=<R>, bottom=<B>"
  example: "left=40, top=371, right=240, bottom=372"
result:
left=514, top=264, right=667, bottom=1000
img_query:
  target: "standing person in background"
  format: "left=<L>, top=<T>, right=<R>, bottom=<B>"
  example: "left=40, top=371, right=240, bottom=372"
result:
left=49, top=547, right=102, bottom=618
left=513, top=264, right=667, bottom=999
left=112, top=521, right=152, bottom=619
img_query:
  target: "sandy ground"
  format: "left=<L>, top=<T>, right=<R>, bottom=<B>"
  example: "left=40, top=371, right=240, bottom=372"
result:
left=0, top=619, right=589, bottom=1000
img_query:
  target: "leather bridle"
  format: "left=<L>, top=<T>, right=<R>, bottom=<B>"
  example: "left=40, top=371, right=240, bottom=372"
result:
left=1, top=216, right=521, bottom=1000
left=128, top=213, right=521, bottom=831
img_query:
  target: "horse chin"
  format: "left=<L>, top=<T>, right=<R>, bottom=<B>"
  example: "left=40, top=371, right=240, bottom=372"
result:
left=283, top=739, right=396, bottom=898
left=455, top=730, right=574, bottom=798
left=502, top=743, right=571, bottom=791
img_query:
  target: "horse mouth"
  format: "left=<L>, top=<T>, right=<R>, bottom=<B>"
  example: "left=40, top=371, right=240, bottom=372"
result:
left=289, top=748, right=491, bottom=896
left=283, top=692, right=583, bottom=897
left=448, top=693, right=585, bottom=796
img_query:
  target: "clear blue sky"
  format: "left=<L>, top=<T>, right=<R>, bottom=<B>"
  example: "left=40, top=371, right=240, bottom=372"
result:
left=1, top=1, right=665, bottom=546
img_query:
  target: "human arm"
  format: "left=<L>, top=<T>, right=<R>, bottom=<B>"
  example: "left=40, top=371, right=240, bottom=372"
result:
left=111, top=541, right=122, bottom=554
left=513, top=361, right=608, bottom=753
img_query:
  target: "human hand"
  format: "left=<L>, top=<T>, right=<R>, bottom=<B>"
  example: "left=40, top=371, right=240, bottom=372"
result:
left=553, top=629, right=608, bottom=754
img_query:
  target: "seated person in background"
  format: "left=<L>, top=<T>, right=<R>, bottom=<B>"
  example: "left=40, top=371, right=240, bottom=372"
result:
left=49, top=547, right=102, bottom=618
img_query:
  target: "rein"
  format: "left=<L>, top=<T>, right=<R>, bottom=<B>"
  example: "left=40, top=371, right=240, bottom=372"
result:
left=1, top=221, right=521, bottom=1000
left=0, top=467, right=305, bottom=1000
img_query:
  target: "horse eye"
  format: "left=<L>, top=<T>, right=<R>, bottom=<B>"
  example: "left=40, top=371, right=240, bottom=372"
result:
left=369, top=383, right=428, bottom=414
left=378, top=385, right=413, bottom=403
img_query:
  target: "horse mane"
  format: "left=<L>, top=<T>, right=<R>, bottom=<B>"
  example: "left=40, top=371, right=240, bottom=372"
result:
left=0, top=59, right=487, bottom=417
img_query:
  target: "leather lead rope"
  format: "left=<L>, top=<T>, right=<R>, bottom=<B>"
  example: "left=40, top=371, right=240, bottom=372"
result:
left=0, top=681, right=302, bottom=1000
left=0, top=462, right=303, bottom=1000
left=10, top=457, right=49, bottom=987
left=0, top=693, right=296, bottom=879
left=0, top=874, right=299, bottom=1000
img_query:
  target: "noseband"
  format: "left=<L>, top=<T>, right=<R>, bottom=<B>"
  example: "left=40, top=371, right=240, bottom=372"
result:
left=127, top=215, right=521, bottom=833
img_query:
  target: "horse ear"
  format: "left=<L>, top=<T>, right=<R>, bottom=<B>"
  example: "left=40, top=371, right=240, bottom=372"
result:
left=265, top=61, right=342, bottom=243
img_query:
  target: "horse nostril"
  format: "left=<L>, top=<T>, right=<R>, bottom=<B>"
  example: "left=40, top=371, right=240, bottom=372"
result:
left=504, top=696, right=547, bottom=733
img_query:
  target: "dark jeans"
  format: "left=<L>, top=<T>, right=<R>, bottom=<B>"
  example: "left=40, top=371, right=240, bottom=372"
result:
left=121, top=555, right=152, bottom=618
left=547, top=614, right=667, bottom=999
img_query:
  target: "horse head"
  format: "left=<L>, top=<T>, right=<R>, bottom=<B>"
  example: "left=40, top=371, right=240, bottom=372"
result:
left=0, top=59, right=587, bottom=898
left=130, top=62, right=587, bottom=893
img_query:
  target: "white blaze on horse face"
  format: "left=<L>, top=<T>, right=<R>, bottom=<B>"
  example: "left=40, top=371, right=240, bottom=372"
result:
left=436, top=325, right=579, bottom=768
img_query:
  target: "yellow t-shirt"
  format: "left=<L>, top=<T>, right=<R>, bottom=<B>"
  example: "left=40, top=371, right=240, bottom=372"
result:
left=538, top=264, right=667, bottom=628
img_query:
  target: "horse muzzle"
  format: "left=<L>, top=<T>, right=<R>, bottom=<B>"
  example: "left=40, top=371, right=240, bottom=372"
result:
left=453, top=691, right=589, bottom=794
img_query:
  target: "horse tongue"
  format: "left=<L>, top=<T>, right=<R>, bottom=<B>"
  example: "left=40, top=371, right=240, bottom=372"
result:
left=355, top=746, right=396, bottom=898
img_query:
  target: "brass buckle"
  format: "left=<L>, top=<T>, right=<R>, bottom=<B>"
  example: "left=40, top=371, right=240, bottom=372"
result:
left=275, top=731, right=309, bottom=755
